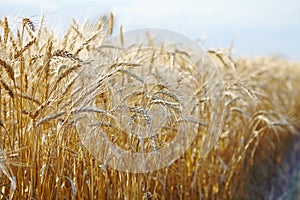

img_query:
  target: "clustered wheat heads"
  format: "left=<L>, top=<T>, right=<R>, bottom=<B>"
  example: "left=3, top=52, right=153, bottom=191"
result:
left=0, top=14, right=300, bottom=199
left=0, top=15, right=108, bottom=199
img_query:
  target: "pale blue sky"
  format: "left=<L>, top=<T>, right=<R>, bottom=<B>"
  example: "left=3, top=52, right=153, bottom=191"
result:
left=1, top=0, right=299, bottom=61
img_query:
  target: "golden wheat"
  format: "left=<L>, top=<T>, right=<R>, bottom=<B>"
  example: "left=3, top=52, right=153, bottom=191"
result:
left=0, top=14, right=299, bottom=200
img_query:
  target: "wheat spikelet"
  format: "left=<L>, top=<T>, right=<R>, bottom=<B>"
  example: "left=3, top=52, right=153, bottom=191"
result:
left=30, top=54, right=43, bottom=64
left=42, top=40, right=53, bottom=100
left=3, top=17, right=9, bottom=45
left=52, top=50, right=83, bottom=63
left=0, top=59, right=14, bottom=82
left=119, top=25, right=124, bottom=47
left=36, top=111, right=67, bottom=126
left=71, top=19, right=84, bottom=40
left=8, top=32, right=18, bottom=53
left=16, top=29, right=22, bottom=47
left=60, top=75, right=77, bottom=97
left=21, top=18, right=35, bottom=41
left=2, top=95, right=7, bottom=121
left=24, top=72, right=28, bottom=91
left=22, top=17, right=36, bottom=32
left=43, top=40, right=52, bottom=76
left=109, top=12, right=114, bottom=36
left=48, top=64, right=81, bottom=97
left=23, top=26, right=35, bottom=41
left=61, top=25, right=73, bottom=49
left=0, top=79, right=14, bottom=98
left=208, top=49, right=236, bottom=69
left=57, top=64, right=81, bottom=81
left=74, top=31, right=104, bottom=55
left=84, top=31, right=103, bottom=46
left=36, top=14, right=44, bottom=41
left=14, top=38, right=36, bottom=59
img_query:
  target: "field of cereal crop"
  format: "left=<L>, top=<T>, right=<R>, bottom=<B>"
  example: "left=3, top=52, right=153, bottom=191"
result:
left=1, top=15, right=300, bottom=199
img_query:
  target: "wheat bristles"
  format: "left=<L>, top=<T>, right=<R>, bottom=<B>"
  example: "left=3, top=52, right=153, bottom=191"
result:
left=52, top=50, right=83, bottom=63
left=22, top=18, right=35, bottom=32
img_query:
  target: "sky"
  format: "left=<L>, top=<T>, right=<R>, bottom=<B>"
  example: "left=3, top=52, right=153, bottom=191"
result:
left=1, top=0, right=299, bottom=61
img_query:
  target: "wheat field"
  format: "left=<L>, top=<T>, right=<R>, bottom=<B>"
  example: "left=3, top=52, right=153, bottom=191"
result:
left=1, top=15, right=300, bottom=199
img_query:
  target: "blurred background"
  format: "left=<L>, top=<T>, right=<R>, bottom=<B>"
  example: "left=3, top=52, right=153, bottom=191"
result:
left=1, top=0, right=299, bottom=61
